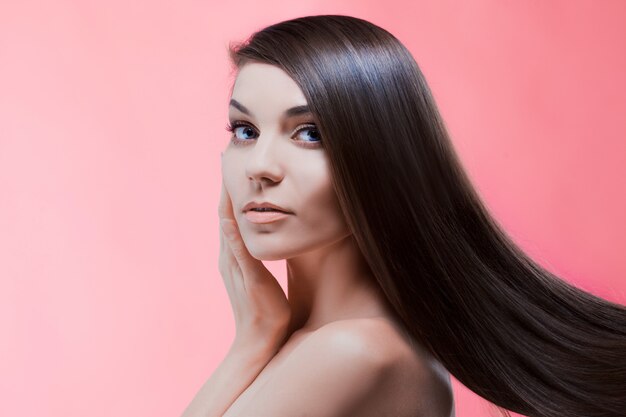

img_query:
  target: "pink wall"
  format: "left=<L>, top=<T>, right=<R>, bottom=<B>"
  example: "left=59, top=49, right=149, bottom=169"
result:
left=1, top=1, right=624, bottom=416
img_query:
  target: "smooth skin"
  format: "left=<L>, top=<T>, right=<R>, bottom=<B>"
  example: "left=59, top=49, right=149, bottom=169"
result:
left=183, top=62, right=454, bottom=417
left=218, top=179, right=292, bottom=351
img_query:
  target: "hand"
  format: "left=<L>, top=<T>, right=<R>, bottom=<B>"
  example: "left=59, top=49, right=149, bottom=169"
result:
left=218, top=176, right=292, bottom=353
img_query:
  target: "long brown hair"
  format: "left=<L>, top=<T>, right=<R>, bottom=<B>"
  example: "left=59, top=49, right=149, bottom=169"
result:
left=226, top=15, right=626, bottom=417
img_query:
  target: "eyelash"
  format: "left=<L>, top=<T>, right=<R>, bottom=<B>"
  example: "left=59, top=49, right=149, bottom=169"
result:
left=224, top=120, right=322, bottom=149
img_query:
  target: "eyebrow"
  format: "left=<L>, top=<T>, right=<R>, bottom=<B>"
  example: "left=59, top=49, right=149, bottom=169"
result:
left=229, top=98, right=311, bottom=119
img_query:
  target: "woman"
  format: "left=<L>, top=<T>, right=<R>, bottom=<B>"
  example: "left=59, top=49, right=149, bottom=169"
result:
left=182, top=15, right=626, bottom=417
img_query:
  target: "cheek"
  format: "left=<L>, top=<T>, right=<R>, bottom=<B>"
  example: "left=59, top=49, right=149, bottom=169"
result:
left=221, top=152, right=234, bottom=180
left=292, top=176, right=348, bottom=238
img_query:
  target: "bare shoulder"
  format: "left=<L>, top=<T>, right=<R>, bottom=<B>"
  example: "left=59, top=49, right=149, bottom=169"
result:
left=222, top=318, right=395, bottom=417
left=333, top=317, right=455, bottom=417
left=223, top=317, right=454, bottom=417
left=305, top=318, right=400, bottom=367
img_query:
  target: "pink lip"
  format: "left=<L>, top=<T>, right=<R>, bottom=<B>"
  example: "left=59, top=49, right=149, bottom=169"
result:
left=245, top=210, right=291, bottom=224
left=242, top=201, right=292, bottom=213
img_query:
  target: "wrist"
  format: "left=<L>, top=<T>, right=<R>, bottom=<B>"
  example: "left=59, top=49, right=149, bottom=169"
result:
left=231, top=330, right=286, bottom=359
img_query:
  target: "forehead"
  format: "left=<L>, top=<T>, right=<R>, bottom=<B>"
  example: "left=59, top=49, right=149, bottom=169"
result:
left=230, top=63, right=308, bottom=115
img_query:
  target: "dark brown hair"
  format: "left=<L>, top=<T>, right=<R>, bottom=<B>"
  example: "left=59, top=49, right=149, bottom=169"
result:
left=226, top=14, right=626, bottom=417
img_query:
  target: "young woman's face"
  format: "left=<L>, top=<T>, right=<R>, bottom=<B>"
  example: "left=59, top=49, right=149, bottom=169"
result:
left=222, top=62, right=351, bottom=261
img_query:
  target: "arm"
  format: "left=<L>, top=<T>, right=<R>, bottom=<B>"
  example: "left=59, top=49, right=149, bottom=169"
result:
left=185, top=177, right=292, bottom=416
left=180, top=340, right=278, bottom=417
left=221, top=320, right=395, bottom=417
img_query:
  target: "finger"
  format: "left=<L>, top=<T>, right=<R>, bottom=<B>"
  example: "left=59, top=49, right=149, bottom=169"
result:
left=220, top=218, right=246, bottom=306
left=218, top=176, right=229, bottom=220
left=217, top=173, right=246, bottom=298
left=221, top=218, right=259, bottom=280
left=218, top=177, right=236, bottom=222
left=219, top=218, right=239, bottom=299
left=222, top=177, right=236, bottom=219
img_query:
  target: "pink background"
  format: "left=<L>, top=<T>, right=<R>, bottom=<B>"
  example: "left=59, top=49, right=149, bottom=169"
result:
left=1, top=1, right=624, bottom=416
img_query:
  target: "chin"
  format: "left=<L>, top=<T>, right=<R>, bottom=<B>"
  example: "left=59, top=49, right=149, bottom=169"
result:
left=244, top=241, right=290, bottom=261
left=248, top=249, right=286, bottom=261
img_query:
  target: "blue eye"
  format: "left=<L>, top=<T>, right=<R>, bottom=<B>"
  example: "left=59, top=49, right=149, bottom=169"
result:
left=225, top=122, right=257, bottom=141
left=225, top=121, right=322, bottom=149
left=294, top=125, right=322, bottom=143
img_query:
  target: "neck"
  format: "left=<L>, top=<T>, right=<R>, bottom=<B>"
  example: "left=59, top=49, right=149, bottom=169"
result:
left=285, top=233, right=396, bottom=335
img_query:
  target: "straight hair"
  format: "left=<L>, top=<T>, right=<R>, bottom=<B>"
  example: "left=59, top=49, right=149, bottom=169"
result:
left=226, top=14, right=626, bottom=417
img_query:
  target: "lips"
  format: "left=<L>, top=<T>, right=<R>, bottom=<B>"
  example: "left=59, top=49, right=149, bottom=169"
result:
left=242, top=201, right=292, bottom=214
left=244, top=210, right=291, bottom=224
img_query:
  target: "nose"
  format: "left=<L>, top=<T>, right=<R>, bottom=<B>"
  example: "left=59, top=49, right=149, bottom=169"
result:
left=244, top=133, right=284, bottom=186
